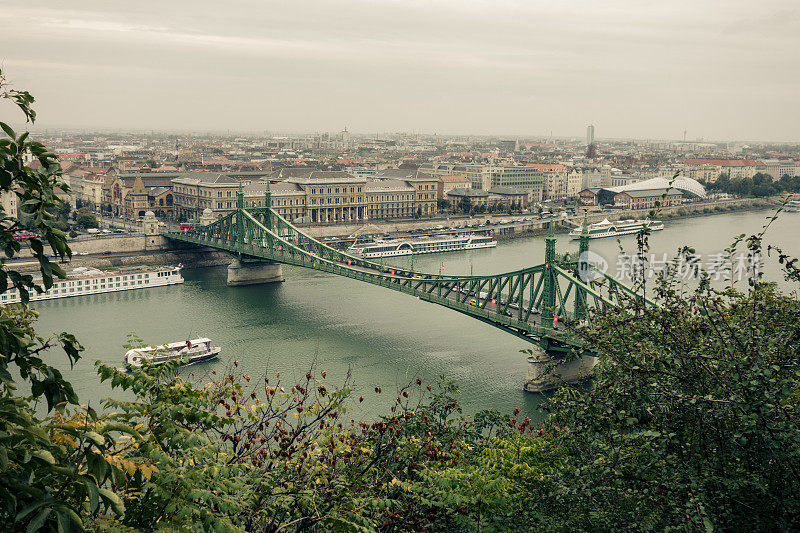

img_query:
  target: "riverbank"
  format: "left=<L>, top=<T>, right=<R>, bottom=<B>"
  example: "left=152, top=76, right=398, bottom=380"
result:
left=6, top=197, right=775, bottom=273
left=296, top=197, right=776, bottom=242
left=512, top=197, right=777, bottom=240
left=6, top=248, right=233, bottom=274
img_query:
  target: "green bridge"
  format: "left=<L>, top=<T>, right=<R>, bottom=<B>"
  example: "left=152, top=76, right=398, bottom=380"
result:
left=165, top=186, right=646, bottom=390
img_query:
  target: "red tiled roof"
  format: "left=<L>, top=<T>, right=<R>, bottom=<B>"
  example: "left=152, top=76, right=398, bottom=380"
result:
left=439, top=175, right=470, bottom=183
left=684, top=159, right=761, bottom=167
left=526, top=163, right=567, bottom=172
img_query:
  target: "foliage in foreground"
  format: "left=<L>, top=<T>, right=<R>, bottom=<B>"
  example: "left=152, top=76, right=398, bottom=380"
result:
left=8, top=264, right=799, bottom=532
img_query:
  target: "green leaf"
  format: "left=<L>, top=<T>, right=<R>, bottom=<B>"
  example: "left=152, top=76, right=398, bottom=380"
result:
left=32, top=449, right=56, bottom=465
left=0, top=121, right=16, bottom=140
left=84, top=431, right=105, bottom=448
left=26, top=507, right=51, bottom=533
left=84, top=477, right=99, bottom=513
left=98, top=488, right=125, bottom=516
left=55, top=506, right=82, bottom=533
left=16, top=501, right=45, bottom=522
left=86, top=452, right=107, bottom=482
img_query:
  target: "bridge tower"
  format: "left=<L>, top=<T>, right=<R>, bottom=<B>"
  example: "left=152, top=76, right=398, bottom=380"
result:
left=525, top=217, right=597, bottom=392
left=226, top=181, right=284, bottom=286
left=540, top=220, right=557, bottom=328
left=236, top=181, right=245, bottom=245
left=263, top=183, right=272, bottom=231
left=574, top=213, right=589, bottom=320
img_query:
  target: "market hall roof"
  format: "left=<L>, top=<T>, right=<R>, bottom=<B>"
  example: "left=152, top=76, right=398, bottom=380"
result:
left=606, top=177, right=706, bottom=198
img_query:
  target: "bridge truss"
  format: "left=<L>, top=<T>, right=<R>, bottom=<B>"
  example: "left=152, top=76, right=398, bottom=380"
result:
left=166, top=188, right=647, bottom=352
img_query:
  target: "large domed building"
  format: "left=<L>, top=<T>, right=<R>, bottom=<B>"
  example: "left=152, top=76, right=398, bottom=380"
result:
left=579, top=176, right=706, bottom=209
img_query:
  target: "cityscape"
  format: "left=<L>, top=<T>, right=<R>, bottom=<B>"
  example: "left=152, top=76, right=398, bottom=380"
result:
left=14, top=125, right=800, bottom=225
left=1, top=0, right=799, bottom=531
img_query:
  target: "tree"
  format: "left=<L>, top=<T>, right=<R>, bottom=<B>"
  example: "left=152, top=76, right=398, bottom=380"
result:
left=54, top=199, right=72, bottom=221
left=76, top=212, right=99, bottom=229
left=0, top=68, right=116, bottom=530
left=531, top=211, right=800, bottom=530
left=437, top=198, right=451, bottom=211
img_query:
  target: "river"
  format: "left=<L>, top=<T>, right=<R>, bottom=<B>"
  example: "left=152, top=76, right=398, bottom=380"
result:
left=32, top=209, right=799, bottom=419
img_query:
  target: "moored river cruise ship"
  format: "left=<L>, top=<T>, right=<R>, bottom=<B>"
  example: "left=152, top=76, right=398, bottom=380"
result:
left=569, top=218, right=664, bottom=240
left=1, top=266, right=184, bottom=304
left=347, top=234, right=497, bottom=258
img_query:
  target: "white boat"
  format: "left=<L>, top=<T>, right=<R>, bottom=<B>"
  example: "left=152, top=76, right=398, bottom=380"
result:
left=0, top=265, right=183, bottom=304
left=124, top=338, right=221, bottom=367
left=347, top=234, right=496, bottom=258
left=569, top=218, right=664, bottom=239
left=786, top=199, right=800, bottom=212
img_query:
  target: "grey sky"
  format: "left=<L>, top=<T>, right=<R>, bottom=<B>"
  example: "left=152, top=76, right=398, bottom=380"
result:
left=1, top=0, right=798, bottom=141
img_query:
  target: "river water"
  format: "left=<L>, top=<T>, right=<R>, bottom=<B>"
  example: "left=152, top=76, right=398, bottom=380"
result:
left=32, top=209, right=799, bottom=419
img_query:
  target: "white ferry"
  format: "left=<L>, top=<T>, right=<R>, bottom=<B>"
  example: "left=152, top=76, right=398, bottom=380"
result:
left=124, top=338, right=220, bottom=368
left=786, top=199, right=800, bottom=212
left=347, top=234, right=496, bottom=258
left=569, top=218, right=664, bottom=240
left=0, top=265, right=184, bottom=304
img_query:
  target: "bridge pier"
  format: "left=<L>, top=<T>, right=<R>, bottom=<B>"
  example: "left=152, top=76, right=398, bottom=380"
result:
left=524, top=345, right=597, bottom=392
left=227, top=259, right=284, bottom=286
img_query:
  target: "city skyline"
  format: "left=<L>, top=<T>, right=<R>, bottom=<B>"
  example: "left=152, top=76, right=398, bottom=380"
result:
left=1, top=0, right=799, bottom=142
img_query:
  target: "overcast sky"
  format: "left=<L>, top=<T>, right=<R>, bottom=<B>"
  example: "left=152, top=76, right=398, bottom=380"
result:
left=1, top=0, right=798, bottom=141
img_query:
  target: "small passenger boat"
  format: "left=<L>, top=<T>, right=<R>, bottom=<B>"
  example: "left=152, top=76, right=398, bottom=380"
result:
left=124, top=338, right=220, bottom=367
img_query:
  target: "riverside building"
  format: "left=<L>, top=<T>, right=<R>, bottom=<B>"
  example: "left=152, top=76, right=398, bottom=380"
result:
left=419, top=163, right=543, bottom=202
left=173, top=169, right=437, bottom=224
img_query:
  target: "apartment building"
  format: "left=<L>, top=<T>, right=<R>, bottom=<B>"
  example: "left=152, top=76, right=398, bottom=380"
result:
left=760, top=159, right=798, bottom=179
left=172, top=171, right=240, bottom=220
left=0, top=191, right=18, bottom=218
left=419, top=163, right=543, bottom=202
left=419, top=163, right=491, bottom=190
left=683, top=159, right=760, bottom=182
left=436, top=175, right=472, bottom=199
left=527, top=163, right=569, bottom=200
left=70, top=174, right=105, bottom=209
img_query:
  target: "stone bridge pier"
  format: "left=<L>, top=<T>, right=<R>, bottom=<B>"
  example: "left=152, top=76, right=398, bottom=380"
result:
left=524, top=345, right=597, bottom=392
left=227, top=259, right=284, bottom=286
